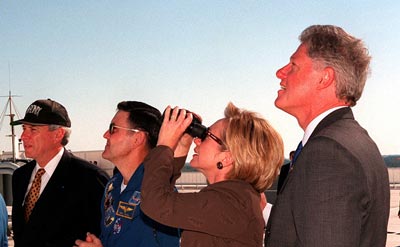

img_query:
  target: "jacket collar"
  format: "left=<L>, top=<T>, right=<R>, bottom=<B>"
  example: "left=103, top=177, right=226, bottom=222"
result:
left=309, top=107, right=354, bottom=140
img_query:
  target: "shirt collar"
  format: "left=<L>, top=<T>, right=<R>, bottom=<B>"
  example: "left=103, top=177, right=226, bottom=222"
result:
left=34, top=148, right=64, bottom=176
left=302, top=106, right=347, bottom=145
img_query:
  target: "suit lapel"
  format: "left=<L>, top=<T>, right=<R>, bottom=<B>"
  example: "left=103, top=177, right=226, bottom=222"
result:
left=22, top=163, right=35, bottom=190
left=309, top=107, right=354, bottom=140
left=31, top=150, right=71, bottom=217
left=30, top=150, right=69, bottom=222
left=278, top=108, right=354, bottom=195
left=40, top=150, right=71, bottom=198
left=17, top=163, right=36, bottom=205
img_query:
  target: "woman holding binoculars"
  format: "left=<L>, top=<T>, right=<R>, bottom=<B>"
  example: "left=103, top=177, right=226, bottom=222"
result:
left=141, top=102, right=284, bottom=247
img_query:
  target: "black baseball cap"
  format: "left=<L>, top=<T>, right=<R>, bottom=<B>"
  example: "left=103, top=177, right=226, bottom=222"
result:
left=11, top=99, right=71, bottom=127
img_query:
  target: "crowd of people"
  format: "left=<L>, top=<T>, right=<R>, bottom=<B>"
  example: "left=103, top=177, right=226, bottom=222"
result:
left=0, top=24, right=390, bottom=247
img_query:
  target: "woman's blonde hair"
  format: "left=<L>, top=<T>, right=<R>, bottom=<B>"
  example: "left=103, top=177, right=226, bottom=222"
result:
left=223, top=102, right=284, bottom=192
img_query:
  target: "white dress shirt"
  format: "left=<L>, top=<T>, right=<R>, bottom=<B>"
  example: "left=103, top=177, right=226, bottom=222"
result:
left=24, top=148, right=64, bottom=199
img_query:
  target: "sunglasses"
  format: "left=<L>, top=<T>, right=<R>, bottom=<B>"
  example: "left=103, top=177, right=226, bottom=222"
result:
left=204, top=128, right=224, bottom=146
left=108, top=123, right=141, bottom=135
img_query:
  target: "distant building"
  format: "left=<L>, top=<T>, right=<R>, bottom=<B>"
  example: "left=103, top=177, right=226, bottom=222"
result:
left=383, top=155, right=400, bottom=167
left=72, top=150, right=208, bottom=191
left=2, top=151, right=400, bottom=206
left=72, top=150, right=114, bottom=176
left=0, top=161, right=19, bottom=206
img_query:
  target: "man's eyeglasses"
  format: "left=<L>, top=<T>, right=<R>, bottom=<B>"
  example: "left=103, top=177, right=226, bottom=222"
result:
left=108, top=123, right=141, bottom=135
left=204, top=129, right=224, bottom=146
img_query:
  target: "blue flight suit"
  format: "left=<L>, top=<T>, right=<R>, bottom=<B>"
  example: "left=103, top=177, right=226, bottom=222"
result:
left=0, top=194, right=7, bottom=247
left=100, top=163, right=179, bottom=247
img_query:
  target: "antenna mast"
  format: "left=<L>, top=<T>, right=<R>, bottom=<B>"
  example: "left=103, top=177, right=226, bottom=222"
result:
left=1, top=63, right=21, bottom=163
left=8, top=91, right=17, bottom=162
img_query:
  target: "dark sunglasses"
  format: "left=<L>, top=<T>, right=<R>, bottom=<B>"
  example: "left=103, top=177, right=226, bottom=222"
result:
left=204, top=128, right=224, bottom=146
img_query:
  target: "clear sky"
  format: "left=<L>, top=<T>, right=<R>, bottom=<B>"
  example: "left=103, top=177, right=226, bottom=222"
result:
left=0, top=1, right=399, bottom=157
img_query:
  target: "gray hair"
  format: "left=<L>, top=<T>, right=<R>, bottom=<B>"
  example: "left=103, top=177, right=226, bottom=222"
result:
left=300, top=25, right=371, bottom=106
left=48, top=125, right=71, bottom=146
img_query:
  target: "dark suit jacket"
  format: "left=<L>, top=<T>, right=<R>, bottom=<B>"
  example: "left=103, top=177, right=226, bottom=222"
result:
left=265, top=107, right=390, bottom=247
left=12, top=149, right=109, bottom=247
left=277, top=163, right=290, bottom=195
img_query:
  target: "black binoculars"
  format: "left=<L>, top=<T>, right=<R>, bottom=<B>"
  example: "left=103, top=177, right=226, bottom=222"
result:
left=162, top=109, right=207, bottom=140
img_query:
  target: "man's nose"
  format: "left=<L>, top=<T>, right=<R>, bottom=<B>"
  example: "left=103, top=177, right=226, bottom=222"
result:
left=276, top=64, right=290, bottom=79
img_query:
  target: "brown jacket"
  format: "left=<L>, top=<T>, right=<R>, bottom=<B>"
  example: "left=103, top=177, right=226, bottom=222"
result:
left=141, top=146, right=264, bottom=246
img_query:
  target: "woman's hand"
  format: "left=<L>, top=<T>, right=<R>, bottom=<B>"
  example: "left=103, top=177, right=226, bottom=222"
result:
left=174, top=133, right=194, bottom=158
left=157, top=106, right=193, bottom=151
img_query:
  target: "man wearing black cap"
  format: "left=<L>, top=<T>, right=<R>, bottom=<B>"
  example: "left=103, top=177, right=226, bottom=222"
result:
left=11, top=99, right=110, bottom=247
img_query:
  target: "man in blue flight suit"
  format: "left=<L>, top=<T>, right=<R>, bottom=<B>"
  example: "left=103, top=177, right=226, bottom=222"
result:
left=75, top=101, right=179, bottom=247
left=0, top=194, right=8, bottom=247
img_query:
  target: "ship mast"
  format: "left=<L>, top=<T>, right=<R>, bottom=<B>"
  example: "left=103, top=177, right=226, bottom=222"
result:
left=1, top=63, right=21, bottom=163
left=8, top=91, right=17, bottom=162
left=0, top=91, right=21, bottom=163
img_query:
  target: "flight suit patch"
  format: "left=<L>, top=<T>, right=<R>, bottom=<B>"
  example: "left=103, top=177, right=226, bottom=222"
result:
left=116, top=201, right=136, bottom=219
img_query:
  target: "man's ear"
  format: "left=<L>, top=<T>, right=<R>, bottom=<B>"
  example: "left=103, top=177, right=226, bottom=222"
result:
left=317, top=66, right=335, bottom=89
left=54, top=127, right=66, bottom=143
left=132, top=131, right=147, bottom=147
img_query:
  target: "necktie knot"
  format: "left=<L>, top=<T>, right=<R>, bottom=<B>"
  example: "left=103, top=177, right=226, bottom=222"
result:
left=36, top=168, right=46, bottom=178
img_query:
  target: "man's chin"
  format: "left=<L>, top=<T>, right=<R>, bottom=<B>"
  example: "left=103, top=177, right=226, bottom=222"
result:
left=274, top=99, right=285, bottom=110
left=101, top=151, right=109, bottom=160
left=23, top=150, right=33, bottom=159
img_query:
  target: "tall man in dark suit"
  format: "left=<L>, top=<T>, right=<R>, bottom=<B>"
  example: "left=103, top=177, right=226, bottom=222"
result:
left=265, top=25, right=390, bottom=247
left=11, top=99, right=109, bottom=247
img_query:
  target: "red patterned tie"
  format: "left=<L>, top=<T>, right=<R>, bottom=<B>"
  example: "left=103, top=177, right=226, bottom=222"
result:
left=24, top=168, right=46, bottom=221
